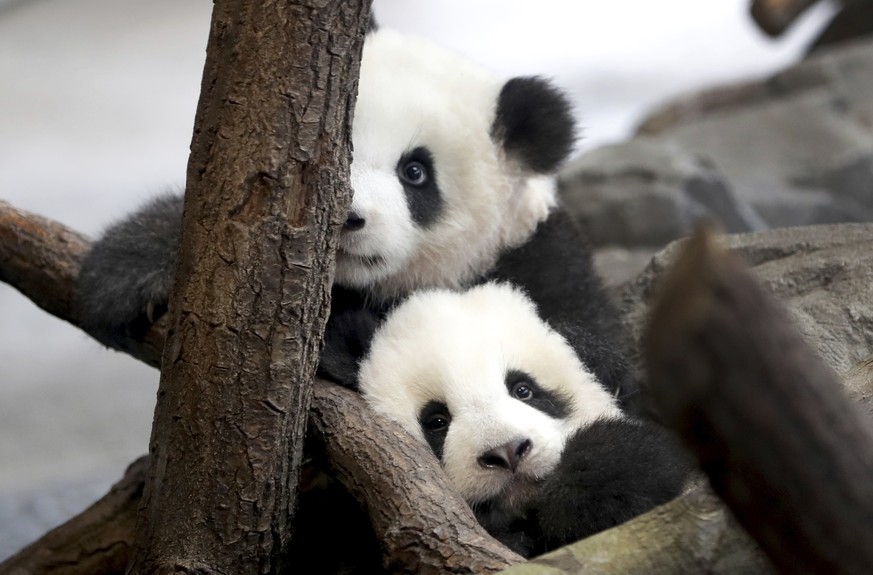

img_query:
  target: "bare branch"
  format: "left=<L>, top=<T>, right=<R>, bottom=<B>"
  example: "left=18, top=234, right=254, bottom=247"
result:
left=0, top=457, right=146, bottom=575
left=310, top=383, right=522, bottom=574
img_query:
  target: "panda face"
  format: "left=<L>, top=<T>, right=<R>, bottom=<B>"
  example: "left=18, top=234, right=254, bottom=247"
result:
left=358, top=283, right=623, bottom=509
left=335, top=29, right=573, bottom=300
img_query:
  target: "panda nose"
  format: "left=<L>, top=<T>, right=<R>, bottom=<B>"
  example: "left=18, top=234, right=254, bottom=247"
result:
left=343, top=212, right=366, bottom=232
left=477, top=438, right=532, bottom=472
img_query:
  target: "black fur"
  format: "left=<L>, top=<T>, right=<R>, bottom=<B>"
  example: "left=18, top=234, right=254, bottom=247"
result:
left=478, top=418, right=691, bottom=558
left=76, top=52, right=617, bottom=398
left=77, top=198, right=635, bottom=402
left=78, top=193, right=183, bottom=347
left=505, top=370, right=571, bottom=419
left=78, top=199, right=384, bottom=385
left=486, top=209, right=639, bottom=412
left=317, top=288, right=382, bottom=386
left=418, top=400, right=451, bottom=460
left=398, top=146, right=442, bottom=228
left=492, top=76, right=576, bottom=174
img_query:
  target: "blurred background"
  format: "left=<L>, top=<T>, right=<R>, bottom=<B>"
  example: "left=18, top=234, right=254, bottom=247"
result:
left=0, top=0, right=832, bottom=558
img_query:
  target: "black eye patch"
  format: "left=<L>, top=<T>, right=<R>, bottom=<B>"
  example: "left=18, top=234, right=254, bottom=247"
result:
left=505, top=369, right=571, bottom=419
left=397, top=146, right=442, bottom=228
left=418, top=400, right=451, bottom=461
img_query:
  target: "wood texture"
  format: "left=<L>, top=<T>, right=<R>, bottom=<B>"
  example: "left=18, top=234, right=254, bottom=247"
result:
left=644, top=227, right=873, bottom=575
left=125, top=1, right=372, bottom=573
left=310, top=383, right=523, bottom=574
left=0, top=199, right=89, bottom=324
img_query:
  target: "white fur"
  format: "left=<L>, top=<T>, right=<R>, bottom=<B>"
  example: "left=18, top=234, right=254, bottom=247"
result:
left=335, top=29, right=559, bottom=299
left=358, top=283, right=623, bottom=505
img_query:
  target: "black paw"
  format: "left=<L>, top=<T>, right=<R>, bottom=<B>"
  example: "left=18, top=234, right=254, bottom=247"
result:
left=77, top=193, right=184, bottom=347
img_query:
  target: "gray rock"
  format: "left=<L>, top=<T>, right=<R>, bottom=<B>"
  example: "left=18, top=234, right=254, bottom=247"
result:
left=617, top=223, right=873, bottom=375
left=582, top=39, right=873, bottom=249
left=659, top=90, right=873, bottom=227
left=593, top=246, right=658, bottom=287
left=560, top=139, right=765, bottom=247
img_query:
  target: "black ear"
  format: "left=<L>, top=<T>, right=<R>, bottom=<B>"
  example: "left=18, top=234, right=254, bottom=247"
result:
left=492, top=76, right=576, bottom=173
left=367, top=12, right=379, bottom=34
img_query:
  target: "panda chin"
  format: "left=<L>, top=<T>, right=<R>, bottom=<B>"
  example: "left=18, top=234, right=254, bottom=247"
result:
left=334, top=248, right=392, bottom=287
left=472, top=475, right=543, bottom=525
left=473, top=472, right=542, bottom=513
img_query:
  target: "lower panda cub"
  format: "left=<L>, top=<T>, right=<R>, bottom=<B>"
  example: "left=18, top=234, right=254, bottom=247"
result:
left=358, top=283, right=690, bottom=557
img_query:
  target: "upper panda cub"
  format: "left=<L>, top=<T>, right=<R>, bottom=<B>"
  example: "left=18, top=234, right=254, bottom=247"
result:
left=77, top=22, right=635, bottom=406
left=358, top=283, right=690, bottom=558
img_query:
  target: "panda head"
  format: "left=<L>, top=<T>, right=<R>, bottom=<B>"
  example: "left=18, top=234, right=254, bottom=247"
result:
left=358, top=283, right=622, bottom=510
left=337, top=29, right=576, bottom=300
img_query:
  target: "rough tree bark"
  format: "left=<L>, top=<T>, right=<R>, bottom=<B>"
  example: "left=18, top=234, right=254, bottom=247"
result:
left=644, top=227, right=873, bottom=575
left=125, top=1, right=372, bottom=573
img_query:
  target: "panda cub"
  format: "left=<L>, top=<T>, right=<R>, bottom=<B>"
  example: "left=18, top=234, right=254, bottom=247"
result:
left=78, top=23, right=635, bottom=407
left=358, top=283, right=690, bottom=558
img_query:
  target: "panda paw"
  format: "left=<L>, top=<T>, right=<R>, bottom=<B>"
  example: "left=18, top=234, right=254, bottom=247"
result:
left=77, top=193, right=184, bottom=348
left=317, top=300, right=381, bottom=388
left=532, top=418, right=691, bottom=552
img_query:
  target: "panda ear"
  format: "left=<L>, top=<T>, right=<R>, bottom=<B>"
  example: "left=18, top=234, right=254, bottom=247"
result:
left=367, top=12, right=379, bottom=34
left=492, top=76, right=576, bottom=174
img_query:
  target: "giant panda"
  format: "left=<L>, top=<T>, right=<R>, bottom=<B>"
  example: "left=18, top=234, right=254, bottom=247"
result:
left=358, top=283, right=690, bottom=558
left=77, top=21, right=636, bottom=407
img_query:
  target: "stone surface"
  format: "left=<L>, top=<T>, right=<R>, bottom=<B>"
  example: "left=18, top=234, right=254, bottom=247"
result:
left=593, top=246, right=658, bottom=287
left=561, top=139, right=765, bottom=248
left=564, top=38, right=873, bottom=250
left=617, top=223, right=873, bottom=376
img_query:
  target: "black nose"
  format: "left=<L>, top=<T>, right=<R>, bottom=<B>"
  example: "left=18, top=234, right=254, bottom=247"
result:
left=343, top=212, right=366, bottom=232
left=477, top=438, right=532, bottom=472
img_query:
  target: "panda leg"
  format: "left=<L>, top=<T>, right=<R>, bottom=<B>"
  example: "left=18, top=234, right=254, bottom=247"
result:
left=77, top=193, right=184, bottom=347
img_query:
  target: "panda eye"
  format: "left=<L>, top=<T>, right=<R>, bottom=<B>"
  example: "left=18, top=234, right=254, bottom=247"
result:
left=399, top=160, right=428, bottom=186
left=513, top=382, right=534, bottom=401
left=425, top=413, right=450, bottom=431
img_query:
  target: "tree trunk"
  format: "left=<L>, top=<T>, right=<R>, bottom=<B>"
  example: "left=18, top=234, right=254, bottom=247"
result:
left=125, top=1, right=371, bottom=573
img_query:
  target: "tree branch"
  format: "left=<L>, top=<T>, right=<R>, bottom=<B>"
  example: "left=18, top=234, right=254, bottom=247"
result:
left=502, top=487, right=772, bottom=575
left=644, top=226, right=873, bottom=575
left=310, top=383, right=521, bottom=574
left=0, top=203, right=522, bottom=572
left=0, top=457, right=146, bottom=575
